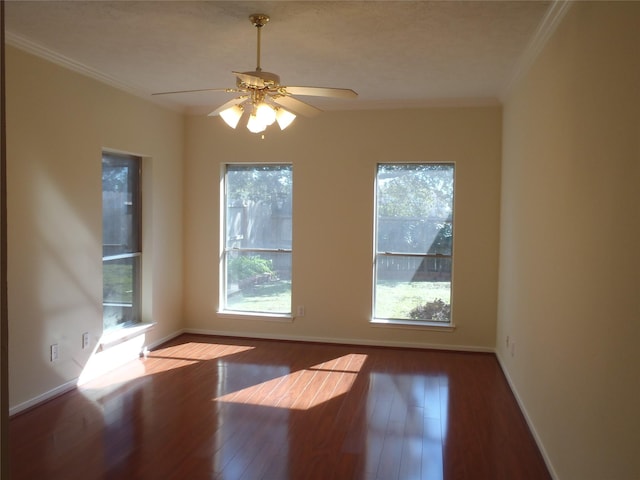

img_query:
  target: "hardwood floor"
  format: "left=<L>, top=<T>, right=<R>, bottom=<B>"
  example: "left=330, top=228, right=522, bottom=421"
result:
left=9, top=334, right=551, bottom=479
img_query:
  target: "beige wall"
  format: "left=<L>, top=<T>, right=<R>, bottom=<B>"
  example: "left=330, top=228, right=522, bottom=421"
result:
left=498, top=2, right=640, bottom=479
left=6, top=46, right=184, bottom=409
left=184, top=106, right=502, bottom=350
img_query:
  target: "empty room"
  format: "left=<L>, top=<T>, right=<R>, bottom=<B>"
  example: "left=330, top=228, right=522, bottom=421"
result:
left=1, top=1, right=638, bottom=479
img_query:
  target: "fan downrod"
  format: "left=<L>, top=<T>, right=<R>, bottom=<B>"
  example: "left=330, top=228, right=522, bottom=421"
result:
left=249, top=14, right=270, bottom=72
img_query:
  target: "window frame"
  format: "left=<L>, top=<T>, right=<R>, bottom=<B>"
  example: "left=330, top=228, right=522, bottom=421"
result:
left=372, top=162, right=456, bottom=328
left=219, top=163, right=293, bottom=318
left=102, top=153, right=142, bottom=330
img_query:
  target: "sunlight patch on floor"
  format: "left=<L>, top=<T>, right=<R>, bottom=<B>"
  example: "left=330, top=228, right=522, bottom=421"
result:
left=214, top=353, right=368, bottom=410
left=79, top=342, right=255, bottom=395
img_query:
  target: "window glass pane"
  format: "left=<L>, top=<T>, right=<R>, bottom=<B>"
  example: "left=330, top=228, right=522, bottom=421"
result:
left=225, top=251, right=292, bottom=314
left=102, top=156, right=140, bottom=256
left=223, top=164, right=292, bottom=315
left=376, top=164, right=453, bottom=255
left=226, top=165, right=292, bottom=250
left=374, top=256, right=451, bottom=322
left=374, top=164, right=454, bottom=323
left=103, top=256, right=141, bottom=330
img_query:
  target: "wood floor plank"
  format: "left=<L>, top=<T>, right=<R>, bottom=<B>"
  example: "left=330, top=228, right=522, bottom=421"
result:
left=9, top=334, right=551, bottom=480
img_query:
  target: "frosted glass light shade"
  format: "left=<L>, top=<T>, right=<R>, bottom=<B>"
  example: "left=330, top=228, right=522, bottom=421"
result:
left=256, top=103, right=276, bottom=126
left=219, top=105, right=244, bottom=129
left=276, top=108, right=296, bottom=130
left=247, top=114, right=267, bottom=133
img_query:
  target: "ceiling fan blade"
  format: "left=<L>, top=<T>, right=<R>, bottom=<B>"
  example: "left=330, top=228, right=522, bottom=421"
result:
left=152, top=87, right=237, bottom=96
left=271, top=95, right=322, bottom=118
left=233, top=71, right=265, bottom=88
left=207, top=96, right=249, bottom=117
left=282, top=86, right=358, bottom=99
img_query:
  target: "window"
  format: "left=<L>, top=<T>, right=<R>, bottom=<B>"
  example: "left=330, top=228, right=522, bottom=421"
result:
left=221, top=164, right=292, bottom=316
left=373, top=163, right=454, bottom=324
left=102, top=153, right=142, bottom=330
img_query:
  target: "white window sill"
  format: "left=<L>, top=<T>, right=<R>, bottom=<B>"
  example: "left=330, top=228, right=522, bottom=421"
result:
left=370, top=319, right=456, bottom=332
left=98, top=322, right=156, bottom=350
left=217, top=310, right=294, bottom=323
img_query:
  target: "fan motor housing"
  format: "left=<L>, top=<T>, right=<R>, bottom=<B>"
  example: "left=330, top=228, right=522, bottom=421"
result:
left=237, top=70, right=280, bottom=89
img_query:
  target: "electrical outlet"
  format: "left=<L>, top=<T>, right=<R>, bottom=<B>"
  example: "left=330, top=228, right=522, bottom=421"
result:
left=82, top=332, right=90, bottom=350
left=50, top=344, right=59, bottom=362
left=297, top=305, right=305, bottom=317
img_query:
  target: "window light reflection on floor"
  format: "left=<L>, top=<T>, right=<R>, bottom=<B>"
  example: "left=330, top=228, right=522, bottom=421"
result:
left=214, top=353, right=368, bottom=410
left=79, top=342, right=255, bottom=392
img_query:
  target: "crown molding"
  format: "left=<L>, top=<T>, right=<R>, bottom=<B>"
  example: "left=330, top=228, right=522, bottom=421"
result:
left=5, top=32, right=182, bottom=112
left=500, top=0, right=573, bottom=101
left=6, top=32, right=142, bottom=94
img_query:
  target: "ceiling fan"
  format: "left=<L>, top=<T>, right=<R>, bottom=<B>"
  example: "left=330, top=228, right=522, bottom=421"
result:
left=153, top=13, right=358, bottom=134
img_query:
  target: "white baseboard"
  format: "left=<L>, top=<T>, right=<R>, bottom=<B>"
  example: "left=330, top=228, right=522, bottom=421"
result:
left=10, top=378, right=78, bottom=416
left=11, top=328, right=186, bottom=415
left=495, top=352, right=558, bottom=480
left=146, top=328, right=185, bottom=350
left=182, top=327, right=495, bottom=353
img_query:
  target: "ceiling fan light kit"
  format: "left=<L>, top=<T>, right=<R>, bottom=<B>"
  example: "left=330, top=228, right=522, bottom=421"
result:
left=219, top=104, right=244, bottom=129
left=153, top=13, right=357, bottom=135
left=275, top=108, right=296, bottom=130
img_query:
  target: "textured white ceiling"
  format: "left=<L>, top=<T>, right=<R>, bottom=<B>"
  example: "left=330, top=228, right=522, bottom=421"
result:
left=5, top=1, right=556, bottom=114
